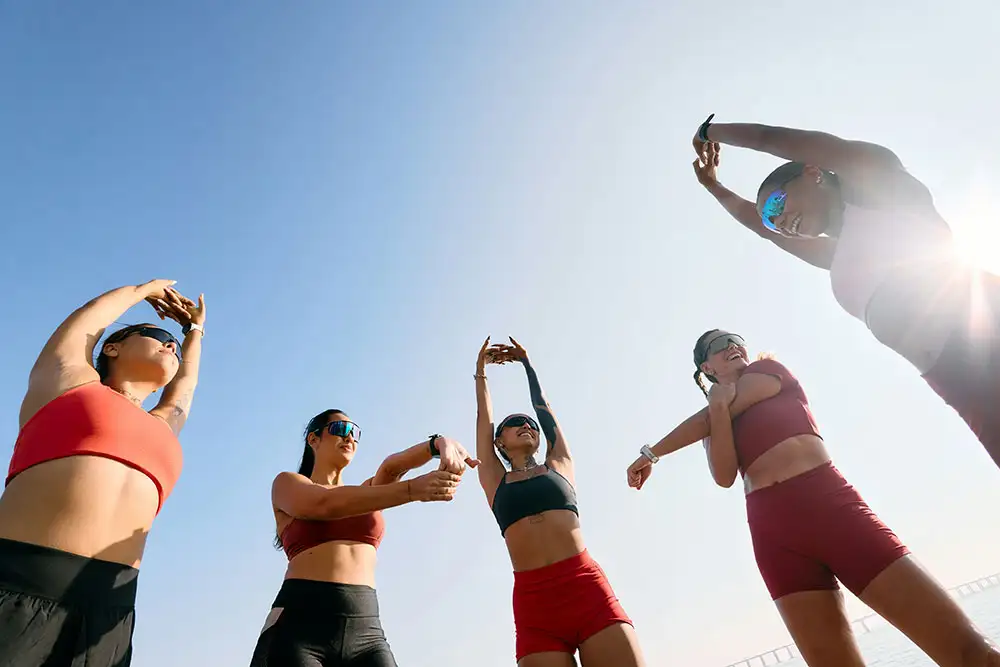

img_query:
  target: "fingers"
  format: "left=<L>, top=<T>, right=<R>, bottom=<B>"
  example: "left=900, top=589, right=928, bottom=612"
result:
left=465, top=457, right=481, bottom=469
left=478, top=336, right=491, bottom=355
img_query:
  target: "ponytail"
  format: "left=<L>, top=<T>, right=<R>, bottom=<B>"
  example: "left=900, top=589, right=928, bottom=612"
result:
left=272, top=408, right=346, bottom=550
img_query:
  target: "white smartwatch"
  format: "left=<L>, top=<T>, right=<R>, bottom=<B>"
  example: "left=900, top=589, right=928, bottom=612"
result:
left=183, top=323, right=204, bottom=336
left=640, top=444, right=659, bottom=464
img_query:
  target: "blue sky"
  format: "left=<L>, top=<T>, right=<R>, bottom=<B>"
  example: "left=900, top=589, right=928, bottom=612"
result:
left=2, top=2, right=1000, bottom=665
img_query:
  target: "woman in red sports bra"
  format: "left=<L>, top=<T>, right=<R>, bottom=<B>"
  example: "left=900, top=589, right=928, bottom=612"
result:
left=625, top=330, right=999, bottom=667
left=475, top=336, right=645, bottom=667
left=0, top=279, right=206, bottom=667
left=250, top=409, right=476, bottom=667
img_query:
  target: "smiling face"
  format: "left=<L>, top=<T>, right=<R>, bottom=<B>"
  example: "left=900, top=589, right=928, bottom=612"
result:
left=308, top=413, right=361, bottom=469
left=756, top=163, right=840, bottom=239
left=697, top=331, right=750, bottom=383
left=495, top=413, right=541, bottom=462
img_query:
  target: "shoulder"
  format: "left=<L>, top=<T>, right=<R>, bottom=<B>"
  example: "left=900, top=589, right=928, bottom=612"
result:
left=744, top=357, right=792, bottom=378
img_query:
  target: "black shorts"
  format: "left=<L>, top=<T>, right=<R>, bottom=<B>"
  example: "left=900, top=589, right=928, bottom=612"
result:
left=0, top=537, right=138, bottom=667
left=250, top=579, right=397, bottom=667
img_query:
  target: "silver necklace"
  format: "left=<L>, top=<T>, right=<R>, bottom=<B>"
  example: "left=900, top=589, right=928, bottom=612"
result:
left=510, top=458, right=539, bottom=473
left=110, top=385, right=142, bottom=406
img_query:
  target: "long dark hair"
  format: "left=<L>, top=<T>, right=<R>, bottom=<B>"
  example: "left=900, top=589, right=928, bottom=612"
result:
left=273, top=408, right=347, bottom=550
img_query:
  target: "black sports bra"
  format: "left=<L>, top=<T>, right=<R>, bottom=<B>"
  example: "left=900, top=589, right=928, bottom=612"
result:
left=490, top=465, right=579, bottom=536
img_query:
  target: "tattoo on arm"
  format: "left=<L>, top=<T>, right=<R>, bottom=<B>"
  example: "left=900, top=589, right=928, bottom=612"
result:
left=161, top=389, right=194, bottom=434
left=523, top=362, right=559, bottom=453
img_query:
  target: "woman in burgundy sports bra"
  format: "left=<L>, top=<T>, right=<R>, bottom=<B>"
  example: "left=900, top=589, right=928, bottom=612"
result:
left=690, top=114, right=1000, bottom=471
left=0, top=279, right=206, bottom=667
left=475, top=337, right=645, bottom=667
left=626, top=330, right=999, bottom=667
left=250, top=409, right=475, bottom=667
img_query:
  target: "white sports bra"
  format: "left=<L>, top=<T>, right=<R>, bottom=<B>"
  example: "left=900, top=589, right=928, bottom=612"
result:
left=829, top=203, right=955, bottom=323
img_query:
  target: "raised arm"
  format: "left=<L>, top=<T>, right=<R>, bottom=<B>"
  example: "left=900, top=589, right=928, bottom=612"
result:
left=505, top=337, right=568, bottom=464
left=694, top=141, right=836, bottom=270
left=475, top=337, right=507, bottom=498
left=19, top=279, right=177, bottom=428
left=698, top=114, right=902, bottom=177
left=149, top=289, right=206, bottom=435
left=273, top=468, right=461, bottom=521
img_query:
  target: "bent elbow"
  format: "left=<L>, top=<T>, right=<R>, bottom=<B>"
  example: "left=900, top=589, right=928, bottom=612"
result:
left=713, top=466, right=738, bottom=488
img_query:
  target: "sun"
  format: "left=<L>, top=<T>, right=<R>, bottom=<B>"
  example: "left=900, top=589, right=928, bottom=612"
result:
left=948, top=180, right=1000, bottom=275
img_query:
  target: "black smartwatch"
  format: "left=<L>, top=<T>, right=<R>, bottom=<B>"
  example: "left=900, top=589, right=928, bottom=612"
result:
left=428, top=434, right=442, bottom=458
left=697, top=113, right=715, bottom=142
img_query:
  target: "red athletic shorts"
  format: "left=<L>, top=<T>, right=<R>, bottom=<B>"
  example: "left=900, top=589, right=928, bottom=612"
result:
left=746, top=463, right=910, bottom=600
left=512, top=550, right=632, bottom=661
left=922, top=269, right=1000, bottom=469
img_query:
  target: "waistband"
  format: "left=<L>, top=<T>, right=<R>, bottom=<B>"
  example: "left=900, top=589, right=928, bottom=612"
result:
left=513, top=549, right=593, bottom=587
left=273, top=578, right=380, bottom=617
left=746, top=462, right=845, bottom=505
left=0, top=538, right=138, bottom=608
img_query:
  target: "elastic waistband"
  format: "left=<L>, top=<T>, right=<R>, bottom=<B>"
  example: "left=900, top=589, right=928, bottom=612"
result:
left=273, top=579, right=379, bottom=617
left=746, top=462, right=844, bottom=504
left=513, top=549, right=593, bottom=586
left=0, top=538, right=138, bottom=608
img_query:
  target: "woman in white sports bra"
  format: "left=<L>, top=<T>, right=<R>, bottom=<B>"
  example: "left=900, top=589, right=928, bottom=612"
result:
left=691, top=114, right=1000, bottom=471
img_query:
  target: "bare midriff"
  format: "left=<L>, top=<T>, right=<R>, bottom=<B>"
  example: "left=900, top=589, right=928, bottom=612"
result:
left=504, top=509, right=585, bottom=572
left=283, top=542, right=378, bottom=587
left=743, top=434, right=832, bottom=495
left=0, top=456, right=159, bottom=567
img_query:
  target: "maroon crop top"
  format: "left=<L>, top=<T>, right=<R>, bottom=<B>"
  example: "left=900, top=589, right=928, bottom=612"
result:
left=279, top=511, right=386, bottom=560
left=730, top=359, right=821, bottom=473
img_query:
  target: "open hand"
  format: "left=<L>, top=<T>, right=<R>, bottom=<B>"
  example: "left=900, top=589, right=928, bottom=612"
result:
left=148, top=288, right=206, bottom=328
left=408, top=470, right=462, bottom=502
left=707, top=381, right=736, bottom=408
left=488, top=336, right=529, bottom=366
left=692, top=139, right=721, bottom=188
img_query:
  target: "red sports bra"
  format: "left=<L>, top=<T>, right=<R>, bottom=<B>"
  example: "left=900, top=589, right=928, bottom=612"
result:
left=731, top=359, right=822, bottom=473
left=279, top=511, right=386, bottom=560
left=6, top=382, right=184, bottom=514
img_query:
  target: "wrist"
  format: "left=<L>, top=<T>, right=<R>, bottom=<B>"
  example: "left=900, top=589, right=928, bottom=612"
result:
left=640, top=444, right=660, bottom=464
left=428, top=434, right=441, bottom=458
left=182, top=322, right=205, bottom=336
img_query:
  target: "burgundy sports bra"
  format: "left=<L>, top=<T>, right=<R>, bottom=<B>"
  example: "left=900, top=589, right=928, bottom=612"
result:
left=730, top=359, right=822, bottom=473
left=279, top=511, right=386, bottom=560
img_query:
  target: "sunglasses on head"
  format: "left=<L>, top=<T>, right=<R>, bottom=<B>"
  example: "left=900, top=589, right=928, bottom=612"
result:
left=497, top=415, right=539, bottom=436
left=760, top=190, right=787, bottom=233
left=318, top=420, right=362, bottom=442
left=702, top=333, right=746, bottom=360
left=115, top=326, right=182, bottom=360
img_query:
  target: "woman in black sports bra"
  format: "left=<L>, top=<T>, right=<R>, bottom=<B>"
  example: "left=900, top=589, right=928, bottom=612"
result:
left=474, top=336, right=645, bottom=667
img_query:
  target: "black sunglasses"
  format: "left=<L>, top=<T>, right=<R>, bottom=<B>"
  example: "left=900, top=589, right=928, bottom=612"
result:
left=113, top=326, right=182, bottom=360
left=496, top=414, right=539, bottom=437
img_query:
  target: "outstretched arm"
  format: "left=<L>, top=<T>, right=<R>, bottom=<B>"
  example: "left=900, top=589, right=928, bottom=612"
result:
left=149, top=290, right=206, bottom=435
left=694, top=142, right=836, bottom=269
left=475, top=338, right=507, bottom=497
left=19, top=279, right=177, bottom=428
left=371, top=435, right=475, bottom=485
left=702, top=119, right=902, bottom=176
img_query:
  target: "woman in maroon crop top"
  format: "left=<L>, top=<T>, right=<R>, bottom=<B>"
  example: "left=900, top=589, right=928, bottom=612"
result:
left=625, top=330, right=999, bottom=667
left=250, top=408, right=475, bottom=667
left=475, top=337, right=645, bottom=667
left=0, top=279, right=206, bottom=667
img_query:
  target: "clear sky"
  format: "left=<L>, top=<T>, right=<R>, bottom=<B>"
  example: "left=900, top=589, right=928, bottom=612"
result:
left=2, top=2, right=1000, bottom=666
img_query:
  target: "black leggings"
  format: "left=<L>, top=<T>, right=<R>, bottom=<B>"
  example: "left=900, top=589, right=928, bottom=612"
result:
left=249, top=579, right=397, bottom=667
left=0, top=537, right=138, bottom=667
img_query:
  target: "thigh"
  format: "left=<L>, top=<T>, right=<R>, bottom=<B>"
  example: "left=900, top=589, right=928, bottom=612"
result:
left=578, top=623, right=644, bottom=667
left=248, top=608, right=327, bottom=667
left=0, top=590, right=77, bottom=667
left=775, top=590, right=866, bottom=667
left=344, top=616, right=396, bottom=667
left=518, top=652, right=577, bottom=667
left=859, top=555, right=1000, bottom=667
left=79, top=606, right=135, bottom=667
left=751, top=526, right=837, bottom=600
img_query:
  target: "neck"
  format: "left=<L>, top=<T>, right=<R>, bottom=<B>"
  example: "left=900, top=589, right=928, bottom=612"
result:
left=508, top=454, right=539, bottom=471
left=311, top=463, right=345, bottom=487
left=103, top=376, right=160, bottom=406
